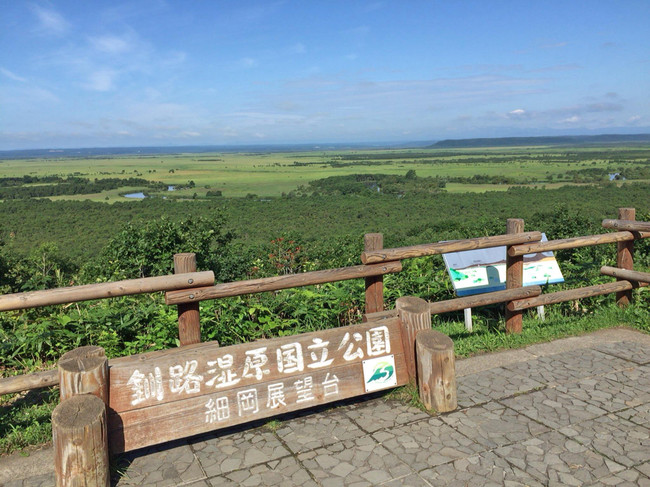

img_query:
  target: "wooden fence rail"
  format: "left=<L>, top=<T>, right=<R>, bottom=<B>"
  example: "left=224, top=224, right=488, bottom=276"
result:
left=360, top=231, right=542, bottom=264
left=1, top=207, right=649, bottom=398
left=602, top=219, right=650, bottom=232
left=507, top=280, right=648, bottom=312
left=507, top=231, right=650, bottom=257
left=165, top=261, right=402, bottom=305
left=364, top=286, right=542, bottom=321
left=601, top=266, right=650, bottom=283
left=0, top=271, right=214, bottom=312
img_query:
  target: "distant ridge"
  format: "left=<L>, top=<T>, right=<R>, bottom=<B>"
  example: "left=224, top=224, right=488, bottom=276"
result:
left=430, top=134, right=650, bottom=149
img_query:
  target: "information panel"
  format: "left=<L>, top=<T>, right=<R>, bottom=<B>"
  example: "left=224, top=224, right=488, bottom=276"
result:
left=442, top=234, right=564, bottom=296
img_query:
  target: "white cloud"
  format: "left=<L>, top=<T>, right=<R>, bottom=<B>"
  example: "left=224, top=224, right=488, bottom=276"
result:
left=89, top=35, right=132, bottom=55
left=628, top=115, right=642, bottom=124
left=560, top=115, right=580, bottom=124
left=507, top=108, right=527, bottom=118
left=0, top=67, right=26, bottom=82
left=83, top=70, right=117, bottom=91
left=30, top=5, right=69, bottom=36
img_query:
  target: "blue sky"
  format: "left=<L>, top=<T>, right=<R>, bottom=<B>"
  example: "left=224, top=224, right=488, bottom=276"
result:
left=1, top=1, right=649, bottom=150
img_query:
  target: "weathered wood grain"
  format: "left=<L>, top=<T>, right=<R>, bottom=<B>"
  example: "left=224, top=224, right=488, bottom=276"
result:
left=108, top=353, right=407, bottom=453
left=165, top=261, right=402, bottom=305
left=396, top=296, right=431, bottom=380
left=108, top=318, right=404, bottom=413
left=364, top=233, right=384, bottom=314
left=507, top=231, right=650, bottom=257
left=416, top=329, right=456, bottom=413
left=601, top=266, right=650, bottom=283
left=0, top=271, right=214, bottom=312
left=616, top=209, right=636, bottom=306
left=59, top=346, right=108, bottom=404
left=505, top=219, right=524, bottom=334
left=363, top=286, right=543, bottom=322
left=174, top=253, right=202, bottom=346
left=507, top=280, right=648, bottom=311
left=53, top=394, right=109, bottom=487
left=360, top=231, right=542, bottom=264
left=602, top=219, right=650, bottom=232
left=0, top=369, right=58, bottom=396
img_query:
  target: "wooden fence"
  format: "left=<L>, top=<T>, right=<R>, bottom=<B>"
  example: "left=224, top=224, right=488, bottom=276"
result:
left=1, top=207, right=649, bottom=398
left=2, top=206, right=650, bottom=485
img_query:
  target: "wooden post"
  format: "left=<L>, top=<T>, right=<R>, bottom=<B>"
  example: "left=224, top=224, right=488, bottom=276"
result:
left=415, top=329, right=457, bottom=413
left=396, top=296, right=431, bottom=380
left=53, top=394, right=109, bottom=487
left=58, top=346, right=108, bottom=403
left=364, top=233, right=384, bottom=314
left=505, top=218, right=524, bottom=333
left=616, top=208, right=635, bottom=307
left=174, top=253, right=202, bottom=346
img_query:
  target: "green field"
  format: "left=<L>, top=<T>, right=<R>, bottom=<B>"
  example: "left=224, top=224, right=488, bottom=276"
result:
left=2, top=145, right=649, bottom=201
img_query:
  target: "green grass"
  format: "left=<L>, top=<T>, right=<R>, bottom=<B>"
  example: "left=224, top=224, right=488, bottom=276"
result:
left=435, top=302, right=650, bottom=358
left=0, top=388, right=58, bottom=455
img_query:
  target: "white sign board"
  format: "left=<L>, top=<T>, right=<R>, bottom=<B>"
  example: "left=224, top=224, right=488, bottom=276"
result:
left=442, top=234, right=564, bottom=297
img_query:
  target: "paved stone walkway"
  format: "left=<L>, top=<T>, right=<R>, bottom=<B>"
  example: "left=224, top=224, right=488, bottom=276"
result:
left=2, top=327, right=650, bottom=486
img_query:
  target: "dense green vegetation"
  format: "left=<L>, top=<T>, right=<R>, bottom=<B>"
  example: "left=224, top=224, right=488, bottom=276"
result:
left=0, top=176, right=167, bottom=199
left=1, top=181, right=649, bottom=264
left=1, top=144, right=649, bottom=455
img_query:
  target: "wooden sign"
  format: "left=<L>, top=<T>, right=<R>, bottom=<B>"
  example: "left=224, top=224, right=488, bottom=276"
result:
left=107, top=318, right=407, bottom=453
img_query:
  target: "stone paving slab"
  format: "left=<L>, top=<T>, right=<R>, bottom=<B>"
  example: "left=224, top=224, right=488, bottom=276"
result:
left=114, top=441, right=204, bottom=486
left=500, top=386, right=608, bottom=429
left=558, top=413, right=650, bottom=469
left=342, top=398, right=429, bottom=433
left=502, top=348, right=634, bottom=386
left=637, top=461, right=650, bottom=479
left=208, top=457, right=319, bottom=486
left=371, top=417, right=486, bottom=471
left=494, top=430, right=627, bottom=486
left=556, top=373, right=650, bottom=413
left=418, top=450, right=544, bottom=487
left=380, top=473, right=432, bottom=486
left=594, top=340, right=650, bottom=365
left=191, top=428, right=289, bottom=478
left=455, top=366, right=544, bottom=408
left=297, top=435, right=413, bottom=486
left=275, top=409, right=366, bottom=454
left=617, top=402, right=650, bottom=427
left=590, top=468, right=650, bottom=487
left=603, top=364, right=650, bottom=391
left=440, top=401, right=550, bottom=449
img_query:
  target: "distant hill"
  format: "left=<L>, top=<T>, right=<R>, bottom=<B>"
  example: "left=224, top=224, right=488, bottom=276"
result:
left=429, top=134, right=650, bottom=149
